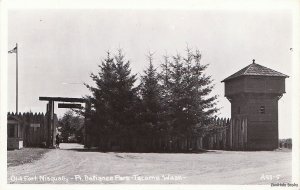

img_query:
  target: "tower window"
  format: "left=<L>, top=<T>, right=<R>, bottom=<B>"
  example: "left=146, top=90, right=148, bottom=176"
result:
left=260, top=106, right=265, bottom=114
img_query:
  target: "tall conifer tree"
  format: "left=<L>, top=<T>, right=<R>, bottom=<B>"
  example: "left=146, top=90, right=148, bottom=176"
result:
left=85, top=50, right=139, bottom=143
left=167, top=48, right=219, bottom=137
left=140, top=53, right=162, bottom=136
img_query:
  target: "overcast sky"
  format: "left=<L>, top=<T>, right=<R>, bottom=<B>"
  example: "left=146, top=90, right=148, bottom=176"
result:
left=8, top=9, right=293, bottom=138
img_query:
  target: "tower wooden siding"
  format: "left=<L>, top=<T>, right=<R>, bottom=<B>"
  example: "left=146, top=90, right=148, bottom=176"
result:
left=229, top=94, right=279, bottom=150
left=222, top=61, right=288, bottom=150
left=224, top=76, right=286, bottom=97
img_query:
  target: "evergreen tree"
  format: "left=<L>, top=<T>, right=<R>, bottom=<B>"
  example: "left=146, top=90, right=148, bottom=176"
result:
left=159, top=54, right=173, bottom=136
left=139, top=53, right=162, bottom=136
left=83, top=48, right=219, bottom=151
left=85, top=51, right=117, bottom=139
left=192, top=49, right=219, bottom=124
left=167, top=48, right=219, bottom=137
left=112, top=49, right=139, bottom=137
left=168, top=53, right=187, bottom=136
left=85, top=50, right=139, bottom=146
left=180, top=49, right=219, bottom=136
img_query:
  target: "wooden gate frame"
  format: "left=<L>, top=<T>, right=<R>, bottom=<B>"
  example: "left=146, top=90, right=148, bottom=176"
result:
left=39, top=96, right=86, bottom=148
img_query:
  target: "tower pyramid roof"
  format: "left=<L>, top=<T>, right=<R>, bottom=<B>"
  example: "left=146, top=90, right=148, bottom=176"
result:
left=222, top=59, right=289, bottom=82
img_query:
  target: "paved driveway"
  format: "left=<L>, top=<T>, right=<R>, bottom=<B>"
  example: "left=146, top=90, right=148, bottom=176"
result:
left=7, top=143, right=292, bottom=184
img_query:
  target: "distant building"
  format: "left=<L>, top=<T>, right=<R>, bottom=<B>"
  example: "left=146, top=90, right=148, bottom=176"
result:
left=279, top=138, right=292, bottom=149
left=222, top=60, right=288, bottom=150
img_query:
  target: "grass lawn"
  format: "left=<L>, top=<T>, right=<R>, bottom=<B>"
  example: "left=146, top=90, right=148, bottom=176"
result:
left=7, top=148, right=51, bottom=167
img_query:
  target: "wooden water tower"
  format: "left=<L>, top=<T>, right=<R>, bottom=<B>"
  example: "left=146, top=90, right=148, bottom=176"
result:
left=222, top=60, right=288, bottom=150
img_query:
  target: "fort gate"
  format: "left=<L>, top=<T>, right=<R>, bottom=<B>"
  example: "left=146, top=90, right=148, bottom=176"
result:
left=39, top=96, right=87, bottom=147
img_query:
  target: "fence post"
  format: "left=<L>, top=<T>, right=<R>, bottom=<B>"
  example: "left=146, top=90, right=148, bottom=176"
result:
left=244, top=117, right=248, bottom=150
left=230, top=119, right=233, bottom=150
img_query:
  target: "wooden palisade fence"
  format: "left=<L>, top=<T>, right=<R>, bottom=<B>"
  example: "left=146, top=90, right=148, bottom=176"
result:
left=7, top=112, right=247, bottom=151
left=7, top=112, right=58, bottom=147
left=85, top=117, right=248, bottom=152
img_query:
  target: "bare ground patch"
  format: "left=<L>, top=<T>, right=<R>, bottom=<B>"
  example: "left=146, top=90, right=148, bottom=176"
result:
left=7, top=143, right=292, bottom=184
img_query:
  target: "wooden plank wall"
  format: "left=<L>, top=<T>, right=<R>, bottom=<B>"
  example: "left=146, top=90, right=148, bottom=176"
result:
left=7, top=112, right=57, bottom=147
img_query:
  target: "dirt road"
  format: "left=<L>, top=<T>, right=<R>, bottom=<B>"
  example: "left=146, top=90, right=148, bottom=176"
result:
left=7, top=143, right=292, bottom=184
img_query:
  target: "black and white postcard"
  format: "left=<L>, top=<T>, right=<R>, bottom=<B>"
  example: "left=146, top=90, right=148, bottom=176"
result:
left=0, top=0, right=299, bottom=189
